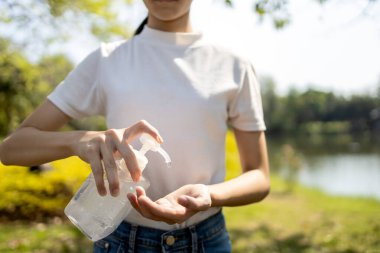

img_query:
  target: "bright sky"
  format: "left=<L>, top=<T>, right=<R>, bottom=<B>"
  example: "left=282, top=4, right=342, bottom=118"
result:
left=63, top=0, right=380, bottom=96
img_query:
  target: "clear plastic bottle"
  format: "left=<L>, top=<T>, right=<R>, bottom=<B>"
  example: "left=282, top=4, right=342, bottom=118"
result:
left=64, top=134, right=171, bottom=241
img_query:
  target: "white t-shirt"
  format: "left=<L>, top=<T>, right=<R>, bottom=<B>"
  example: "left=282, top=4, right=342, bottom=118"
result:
left=48, top=25, right=266, bottom=230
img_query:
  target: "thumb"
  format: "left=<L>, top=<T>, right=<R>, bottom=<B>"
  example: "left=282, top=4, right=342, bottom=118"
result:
left=178, top=196, right=210, bottom=211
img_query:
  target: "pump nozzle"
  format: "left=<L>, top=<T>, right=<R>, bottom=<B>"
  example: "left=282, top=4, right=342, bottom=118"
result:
left=139, top=134, right=171, bottom=167
left=156, top=147, right=171, bottom=168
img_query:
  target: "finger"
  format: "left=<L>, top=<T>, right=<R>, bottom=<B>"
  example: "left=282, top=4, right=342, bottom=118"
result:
left=134, top=187, right=159, bottom=219
left=178, top=196, right=210, bottom=211
left=132, top=187, right=158, bottom=219
left=116, top=141, right=141, bottom=182
left=100, top=142, right=119, bottom=197
left=127, top=191, right=161, bottom=222
left=104, top=129, right=123, bottom=153
left=124, top=120, right=163, bottom=144
left=88, top=149, right=106, bottom=196
left=127, top=193, right=142, bottom=213
left=136, top=195, right=163, bottom=220
left=136, top=186, right=146, bottom=198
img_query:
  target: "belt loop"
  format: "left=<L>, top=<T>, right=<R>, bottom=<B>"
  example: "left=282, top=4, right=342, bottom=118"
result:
left=128, top=224, right=138, bottom=253
left=189, top=225, right=198, bottom=253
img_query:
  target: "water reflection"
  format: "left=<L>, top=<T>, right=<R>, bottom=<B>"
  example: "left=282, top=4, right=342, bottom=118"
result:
left=268, top=135, right=380, bottom=200
left=299, top=154, right=380, bottom=200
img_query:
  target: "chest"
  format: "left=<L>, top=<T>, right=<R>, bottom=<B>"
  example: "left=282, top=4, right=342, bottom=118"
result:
left=99, top=47, right=237, bottom=130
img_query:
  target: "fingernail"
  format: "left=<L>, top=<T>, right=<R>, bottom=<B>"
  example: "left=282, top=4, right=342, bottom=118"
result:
left=157, top=135, right=164, bottom=143
left=99, top=189, right=107, bottom=196
left=133, top=172, right=141, bottom=182
left=112, top=188, right=120, bottom=197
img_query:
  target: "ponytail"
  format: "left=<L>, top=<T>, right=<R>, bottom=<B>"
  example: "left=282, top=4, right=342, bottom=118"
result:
left=134, top=17, right=148, bottom=36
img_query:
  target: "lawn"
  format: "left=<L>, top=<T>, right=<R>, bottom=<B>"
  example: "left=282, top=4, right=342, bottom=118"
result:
left=0, top=132, right=379, bottom=252
left=225, top=177, right=380, bottom=253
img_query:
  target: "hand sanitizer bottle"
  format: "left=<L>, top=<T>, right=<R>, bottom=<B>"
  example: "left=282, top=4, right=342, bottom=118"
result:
left=64, top=134, right=171, bottom=242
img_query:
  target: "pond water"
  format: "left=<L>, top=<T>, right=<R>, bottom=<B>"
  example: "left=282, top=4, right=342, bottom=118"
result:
left=299, top=154, right=380, bottom=200
left=268, top=135, right=380, bottom=200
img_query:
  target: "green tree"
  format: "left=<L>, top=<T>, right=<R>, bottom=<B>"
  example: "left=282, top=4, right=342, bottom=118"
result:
left=226, top=0, right=378, bottom=29
left=0, top=39, right=38, bottom=134
left=38, top=54, right=74, bottom=89
left=0, top=38, right=73, bottom=135
left=1, top=0, right=133, bottom=56
left=260, top=76, right=285, bottom=133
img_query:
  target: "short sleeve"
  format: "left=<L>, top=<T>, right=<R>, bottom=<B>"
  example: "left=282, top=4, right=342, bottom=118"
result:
left=47, top=48, right=105, bottom=119
left=228, top=63, right=266, bottom=131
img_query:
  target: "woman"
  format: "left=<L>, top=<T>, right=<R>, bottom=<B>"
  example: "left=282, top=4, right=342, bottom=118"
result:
left=0, top=0, right=270, bottom=252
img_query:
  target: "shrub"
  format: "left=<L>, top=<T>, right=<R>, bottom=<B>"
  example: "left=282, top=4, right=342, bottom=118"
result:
left=300, top=121, right=350, bottom=135
left=0, top=157, right=91, bottom=221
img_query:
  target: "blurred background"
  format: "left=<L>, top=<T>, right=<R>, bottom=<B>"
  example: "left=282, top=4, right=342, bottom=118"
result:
left=0, top=0, right=379, bottom=252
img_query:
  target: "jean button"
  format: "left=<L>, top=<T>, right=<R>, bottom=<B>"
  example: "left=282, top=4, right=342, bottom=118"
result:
left=166, top=235, right=175, bottom=246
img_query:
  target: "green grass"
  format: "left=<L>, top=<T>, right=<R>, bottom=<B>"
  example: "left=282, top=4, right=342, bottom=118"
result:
left=224, top=177, right=380, bottom=253
left=0, top=220, right=91, bottom=253
left=0, top=132, right=379, bottom=252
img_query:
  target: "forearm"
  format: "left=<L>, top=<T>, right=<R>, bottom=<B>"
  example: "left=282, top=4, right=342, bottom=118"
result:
left=0, top=127, right=86, bottom=166
left=208, top=169, right=270, bottom=207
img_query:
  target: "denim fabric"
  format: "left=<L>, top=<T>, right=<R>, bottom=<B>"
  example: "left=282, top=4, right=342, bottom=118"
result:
left=93, top=211, right=231, bottom=253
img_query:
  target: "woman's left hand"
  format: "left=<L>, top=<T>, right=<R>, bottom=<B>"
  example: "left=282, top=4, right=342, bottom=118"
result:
left=127, top=184, right=212, bottom=224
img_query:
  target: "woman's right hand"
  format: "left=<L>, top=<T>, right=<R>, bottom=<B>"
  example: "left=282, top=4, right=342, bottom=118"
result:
left=71, top=120, right=163, bottom=197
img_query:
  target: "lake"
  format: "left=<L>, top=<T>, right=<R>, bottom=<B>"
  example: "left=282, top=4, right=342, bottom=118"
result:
left=268, top=134, right=380, bottom=200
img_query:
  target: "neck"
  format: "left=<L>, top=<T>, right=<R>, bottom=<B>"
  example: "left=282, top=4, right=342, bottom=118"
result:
left=147, top=12, right=193, bottom=32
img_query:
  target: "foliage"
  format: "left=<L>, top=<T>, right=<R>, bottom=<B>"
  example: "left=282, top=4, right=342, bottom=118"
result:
left=299, top=121, right=351, bottom=135
left=1, top=0, right=133, bottom=51
left=253, top=0, right=290, bottom=29
left=0, top=39, right=40, bottom=134
left=38, top=54, right=74, bottom=88
left=0, top=38, right=73, bottom=135
left=225, top=0, right=378, bottom=29
left=260, top=77, right=380, bottom=135
left=277, top=144, right=302, bottom=192
left=68, top=116, right=107, bottom=132
left=0, top=37, right=106, bottom=135
left=0, top=157, right=90, bottom=221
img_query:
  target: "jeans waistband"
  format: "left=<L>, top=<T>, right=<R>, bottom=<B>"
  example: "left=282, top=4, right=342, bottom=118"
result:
left=108, top=211, right=226, bottom=252
left=118, top=210, right=224, bottom=239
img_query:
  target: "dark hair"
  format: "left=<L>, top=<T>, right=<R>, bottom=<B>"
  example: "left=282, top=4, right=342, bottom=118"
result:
left=134, top=17, right=148, bottom=36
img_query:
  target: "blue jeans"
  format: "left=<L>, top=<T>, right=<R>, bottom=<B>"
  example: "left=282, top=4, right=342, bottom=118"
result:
left=93, top=211, right=231, bottom=253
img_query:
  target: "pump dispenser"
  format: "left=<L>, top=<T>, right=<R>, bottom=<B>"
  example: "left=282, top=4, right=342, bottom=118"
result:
left=139, top=134, right=171, bottom=167
left=64, top=134, right=171, bottom=241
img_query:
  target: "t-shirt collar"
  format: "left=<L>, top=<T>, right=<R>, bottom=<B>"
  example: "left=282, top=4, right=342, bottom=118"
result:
left=137, top=25, right=202, bottom=47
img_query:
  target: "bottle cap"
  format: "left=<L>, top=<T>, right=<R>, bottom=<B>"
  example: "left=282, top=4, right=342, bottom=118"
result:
left=139, top=134, right=171, bottom=167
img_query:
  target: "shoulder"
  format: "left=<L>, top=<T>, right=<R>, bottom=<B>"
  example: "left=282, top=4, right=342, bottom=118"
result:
left=73, top=39, right=130, bottom=75
left=99, top=40, right=128, bottom=58
left=196, top=35, right=252, bottom=67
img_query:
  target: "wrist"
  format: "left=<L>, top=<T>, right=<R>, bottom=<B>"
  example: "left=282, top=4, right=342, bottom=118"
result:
left=207, top=184, right=223, bottom=207
left=65, top=130, right=94, bottom=157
